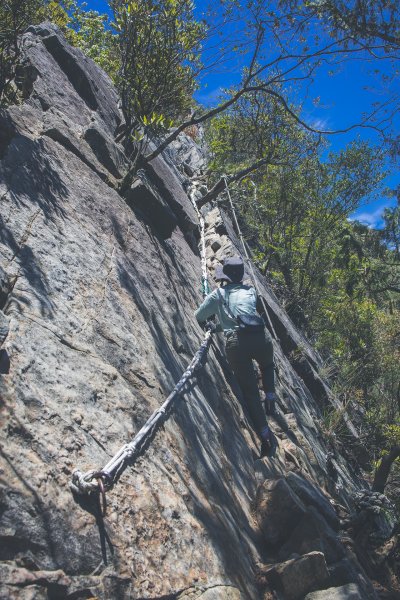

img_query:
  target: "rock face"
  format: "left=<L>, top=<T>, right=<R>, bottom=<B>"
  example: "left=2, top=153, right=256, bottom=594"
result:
left=263, top=551, right=330, bottom=600
left=256, top=478, right=307, bottom=546
left=304, top=584, right=365, bottom=600
left=0, top=24, right=389, bottom=600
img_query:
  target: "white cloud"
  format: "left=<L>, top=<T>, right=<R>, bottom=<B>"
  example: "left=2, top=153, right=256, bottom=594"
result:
left=349, top=206, right=385, bottom=228
left=309, top=117, right=330, bottom=131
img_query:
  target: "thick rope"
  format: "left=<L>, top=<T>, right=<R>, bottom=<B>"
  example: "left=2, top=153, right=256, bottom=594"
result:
left=71, top=330, right=212, bottom=496
left=223, top=176, right=278, bottom=341
left=71, top=182, right=213, bottom=498
left=189, top=182, right=210, bottom=296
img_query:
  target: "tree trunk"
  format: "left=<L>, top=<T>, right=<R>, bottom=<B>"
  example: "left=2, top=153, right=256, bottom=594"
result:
left=372, top=445, right=400, bottom=493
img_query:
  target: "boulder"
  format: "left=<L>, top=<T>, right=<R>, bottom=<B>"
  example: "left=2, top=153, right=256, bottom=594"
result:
left=256, top=478, right=306, bottom=546
left=265, top=551, right=330, bottom=600
left=24, top=23, right=121, bottom=134
left=328, top=559, right=377, bottom=600
left=142, top=152, right=198, bottom=233
left=285, top=472, right=339, bottom=530
left=304, top=583, right=365, bottom=599
left=278, top=507, right=345, bottom=564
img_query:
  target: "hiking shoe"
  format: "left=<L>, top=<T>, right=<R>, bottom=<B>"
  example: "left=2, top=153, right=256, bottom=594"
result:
left=260, top=425, right=273, bottom=457
left=264, top=392, right=276, bottom=416
left=260, top=437, right=272, bottom=457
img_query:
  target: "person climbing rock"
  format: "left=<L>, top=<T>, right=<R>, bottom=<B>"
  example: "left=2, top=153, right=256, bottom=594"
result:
left=195, top=256, right=276, bottom=457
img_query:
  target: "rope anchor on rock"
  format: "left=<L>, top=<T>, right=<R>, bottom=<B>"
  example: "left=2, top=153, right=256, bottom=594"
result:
left=70, top=331, right=213, bottom=502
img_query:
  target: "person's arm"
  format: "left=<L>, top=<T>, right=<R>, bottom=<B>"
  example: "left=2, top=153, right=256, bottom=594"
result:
left=195, top=290, right=219, bottom=324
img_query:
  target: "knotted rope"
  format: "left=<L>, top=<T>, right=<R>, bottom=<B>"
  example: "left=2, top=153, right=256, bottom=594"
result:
left=71, top=331, right=212, bottom=500
left=71, top=181, right=213, bottom=503
left=189, top=181, right=210, bottom=296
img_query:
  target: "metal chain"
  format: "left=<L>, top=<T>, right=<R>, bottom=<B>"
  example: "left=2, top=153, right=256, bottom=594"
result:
left=223, top=176, right=278, bottom=341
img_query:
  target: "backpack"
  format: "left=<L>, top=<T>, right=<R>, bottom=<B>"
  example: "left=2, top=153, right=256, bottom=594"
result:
left=217, top=287, right=264, bottom=333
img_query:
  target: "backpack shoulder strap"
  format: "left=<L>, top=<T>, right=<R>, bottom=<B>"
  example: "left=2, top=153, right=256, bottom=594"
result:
left=217, top=287, right=238, bottom=322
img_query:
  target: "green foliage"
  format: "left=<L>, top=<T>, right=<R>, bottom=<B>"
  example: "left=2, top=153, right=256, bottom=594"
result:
left=0, top=0, right=45, bottom=105
left=282, top=0, right=400, bottom=49
left=383, top=425, right=400, bottom=448
left=320, top=399, right=353, bottom=442
left=383, top=205, right=400, bottom=259
left=65, top=3, right=119, bottom=81
left=207, top=96, right=399, bottom=495
left=111, top=0, right=205, bottom=130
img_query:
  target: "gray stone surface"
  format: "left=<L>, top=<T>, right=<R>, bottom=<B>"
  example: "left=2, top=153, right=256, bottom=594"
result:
left=256, top=478, right=306, bottom=546
left=0, top=265, right=10, bottom=307
left=0, top=22, right=381, bottom=600
left=304, top=583, right=364, bottom=599
left=144, top=150, right=198, bottom=233
left=180, top=586, right=242, bottom=600
left=124, top=171, right=178, bottom=238
left=286, top=472, right=339, bottom=530
left=0, top=311, right=9, bottom=346
left=83, top=123, right=128, bottom=178
left=264, top=551, right=330, bottom=600
left=168, top=130, right=207, bottom=175
left=24, top=22, right=121, bottom=134
left=328, top=559, right=377, bottom=600
left=278, top=507, right=345, bottom=564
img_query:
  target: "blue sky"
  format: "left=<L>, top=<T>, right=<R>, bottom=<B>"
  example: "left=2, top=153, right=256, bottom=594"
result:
left=84, top=0, right=399, bottom=228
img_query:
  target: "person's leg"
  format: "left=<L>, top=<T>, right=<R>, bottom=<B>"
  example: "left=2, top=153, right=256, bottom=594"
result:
left=225, top=332, right=268, bottom=435
left=251, top=331, right=276, bottom=415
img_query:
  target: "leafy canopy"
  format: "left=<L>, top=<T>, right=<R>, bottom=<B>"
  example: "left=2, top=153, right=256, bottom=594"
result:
left=110, top=0, right=205, bottom=129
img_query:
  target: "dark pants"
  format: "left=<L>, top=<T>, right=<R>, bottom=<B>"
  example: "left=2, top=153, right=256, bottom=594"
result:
left=225, top=329, right=275, bottom=436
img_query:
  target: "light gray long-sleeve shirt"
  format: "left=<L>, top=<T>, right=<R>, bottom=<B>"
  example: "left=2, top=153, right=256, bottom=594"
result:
left=195, top=283, right=258, bottom=335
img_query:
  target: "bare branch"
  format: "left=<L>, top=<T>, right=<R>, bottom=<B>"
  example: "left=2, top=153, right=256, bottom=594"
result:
left=197, top=156, right=286, bottom=208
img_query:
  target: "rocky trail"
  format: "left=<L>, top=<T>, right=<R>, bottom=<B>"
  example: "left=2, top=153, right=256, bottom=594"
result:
left=0, top=24, right=398, bottom=600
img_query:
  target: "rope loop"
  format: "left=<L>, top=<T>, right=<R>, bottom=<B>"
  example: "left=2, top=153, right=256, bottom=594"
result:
left=70, top=469, right=101, bottom=495
left=96, top=476, right=107, bottom=517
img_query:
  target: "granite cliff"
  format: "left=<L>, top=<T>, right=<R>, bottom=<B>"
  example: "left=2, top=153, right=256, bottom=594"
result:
left=0, top=24, right=397, bottom=600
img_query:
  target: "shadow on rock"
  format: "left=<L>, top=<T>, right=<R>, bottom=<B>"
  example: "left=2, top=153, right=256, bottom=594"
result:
left=1, top=135, right=69, bottom=221
left=0, top=349, right=10, bottom=374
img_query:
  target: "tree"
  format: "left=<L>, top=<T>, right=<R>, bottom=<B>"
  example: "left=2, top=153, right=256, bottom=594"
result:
left=110, top=0, right=205, bottom=131
left=141, top=0, right=400, bottom=163
left=383, top=205, right=400, bottom=261
left=280, top=0, right=400, bottom=50
left=0, top=0, right=45, bottom=105
left=66, top=4, right=119, bottom=81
